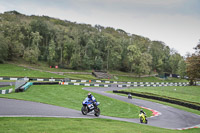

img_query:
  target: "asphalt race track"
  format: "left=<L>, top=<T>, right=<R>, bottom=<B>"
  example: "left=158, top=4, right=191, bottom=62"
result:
left=0, top=82, right=15, bottom=87
left=0, top=83, right=200, bottom=130
left=84, top=87, right=200, bottom=130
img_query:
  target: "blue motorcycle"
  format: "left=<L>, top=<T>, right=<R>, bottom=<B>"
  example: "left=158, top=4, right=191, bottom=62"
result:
left=81, top=98, right=100, bottom=117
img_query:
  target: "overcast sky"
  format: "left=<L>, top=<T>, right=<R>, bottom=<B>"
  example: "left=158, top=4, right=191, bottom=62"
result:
left=0, top=0, right=200, bottom=56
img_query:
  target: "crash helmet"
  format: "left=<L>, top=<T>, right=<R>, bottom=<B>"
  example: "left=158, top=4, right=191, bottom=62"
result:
left=140, top=109, right=143, bottom=113
left=88, top=93, right=92, bottom=98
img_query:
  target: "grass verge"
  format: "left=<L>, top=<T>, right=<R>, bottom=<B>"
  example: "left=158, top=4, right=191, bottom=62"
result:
left=115, top=93, right=200, bottom=116
left=109, top=75, right=188, bottom=82
left=0, top=63, right=188, bottom=82
left=0, top=85, right=152, bottom=118
left=0, top=64, right=65, bottom=78
left=0, top=85, right=14, bottom=90
left=8, top=60, right=92, bottom=73
left=109, top=87, right=200, bottom=115
left=122, top=86, right=200, bottom=103
left=63, top=73, right=97, bottom=80
left=0, top=117, right=199, bottom=133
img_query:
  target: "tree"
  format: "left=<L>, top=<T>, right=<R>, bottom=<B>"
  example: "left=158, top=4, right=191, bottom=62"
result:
left=104, top=33, right=115, bottom=70
left=94, top=56, right=103, bottom=70
left=119, top=38, right=130, bottom=72
left=24, top=46, right=40, bottom=64
left=132, top=35, right=151, bottom=53
left=23, top=32, right=42, bottom=63
left=47, top=39, right=56, bottom=66
left=31, top=32, right=43, bottom=47
left=149, top=41, right=165, bottom=73
left=0, top=11, right=186, bottom=74
left=138, top=53, right=152, bottom=75
left=82, top=39, right=95, bottom=69
left=30, top=19, right=50, bottom=60
left=169, top=51, right=182, bottom=74
left=0, top=21, right=24, bottom=60
left=0, top=33, right=8, bottom=63
left=109, top=44, right=122, bottom=70
left=162, top=46, right=171, bottom=73
left=186, top=42, right=200, bottom=85
left=130, top=52, right=152, bottom=77
left=70, top=54, right=81, bottom=70
left=127, top=45, right=141, bottom=72
left=70, top=47, right=81, bottom=70
left=177, top=59, right=186, bottom=78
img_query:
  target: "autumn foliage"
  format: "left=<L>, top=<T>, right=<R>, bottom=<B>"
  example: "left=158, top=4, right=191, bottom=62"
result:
left=186, top=43, right=200, bottom=85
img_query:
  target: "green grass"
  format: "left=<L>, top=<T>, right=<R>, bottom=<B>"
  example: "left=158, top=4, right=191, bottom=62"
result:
left=0, top=117, right=199, bottom=133
left=8, top=60, right=92, bottom=73
left=115, top=92, right=200, bottom=116
left=0, top=63, right=96, bottom=80
left=109, top=75, right=188, bottom=82
left=0, top=64, right=65, bottom=78
left=0, top=85, right=14, bottom=90
left=0, top=85, right=152, bottom=118
left=63, top=73, right=97, bottom=80
left=123, top=86, right=200, bottom=103
left=0, top=62, right=198, bottom=132
left=1, top=63, right=188, bottom=82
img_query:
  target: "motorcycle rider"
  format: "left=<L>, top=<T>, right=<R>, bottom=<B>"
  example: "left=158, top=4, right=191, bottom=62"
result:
left=81, top=92, right=100, bottom=116
left=139, top=109, right=148, bottom=124
left=87, top=92, right=96, bottom=104
left=140, top=109, right=146, bottom=117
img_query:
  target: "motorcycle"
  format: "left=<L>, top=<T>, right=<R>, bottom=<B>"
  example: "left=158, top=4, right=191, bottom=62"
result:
left=139, top=113, right=148, bottom=124
left=81, top=97, right=100, bottom=117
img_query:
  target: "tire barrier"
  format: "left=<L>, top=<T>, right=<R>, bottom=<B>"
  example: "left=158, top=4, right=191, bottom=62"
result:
left=0, top=77, right=193, bottom=87
left=15, top=82, right=59, bottom=92
left=60, top=82, right=111, bottom=87
left=14, top=82, right=59, bottom=93
left=113, top=90, right=200, bottom=111
left=118, top=81, right=189, bottom=85
left=117, top=83, right=188, bottom=88
left=67, top=80, right=190, bottom=86
left=15, top=82, right=33, bottom=92
left=0, top=88, right=13, bottom=94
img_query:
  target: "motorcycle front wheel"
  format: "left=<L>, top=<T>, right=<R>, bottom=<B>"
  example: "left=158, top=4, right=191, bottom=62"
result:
left=145, top=119, right=148, bottom=124
left=94, top=107, right=100, bottom=117
left=140, top=117, right=143, bottom=123
left=81, top=106, right=88, bottom=115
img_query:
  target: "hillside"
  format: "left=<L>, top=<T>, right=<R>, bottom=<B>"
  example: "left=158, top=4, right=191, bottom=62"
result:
left=0, top=11, right=185, bottom=76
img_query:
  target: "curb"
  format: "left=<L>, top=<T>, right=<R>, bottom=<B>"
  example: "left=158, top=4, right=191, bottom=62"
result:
left=176, top=124, right=200, bottom=130
left=0, top=88, right=13, bottom=94
left=140, top=106, right=161, bottom=117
